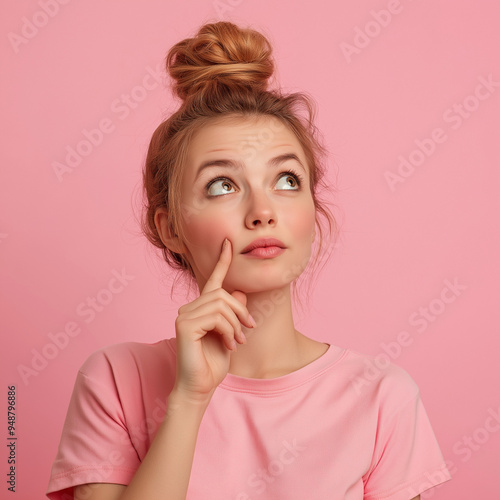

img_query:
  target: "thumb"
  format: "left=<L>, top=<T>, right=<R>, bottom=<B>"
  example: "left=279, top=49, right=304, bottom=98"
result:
left=231, top=290, right=247, bottom=306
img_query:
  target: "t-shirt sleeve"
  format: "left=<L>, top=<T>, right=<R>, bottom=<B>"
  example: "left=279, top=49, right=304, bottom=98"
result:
left=46, top=351, right=141, bottom=500
left=362, top=370, right=452, bottom=500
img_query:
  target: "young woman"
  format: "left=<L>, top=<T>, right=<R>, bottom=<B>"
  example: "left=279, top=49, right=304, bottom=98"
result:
left=47, top=21, right=451, bottom=500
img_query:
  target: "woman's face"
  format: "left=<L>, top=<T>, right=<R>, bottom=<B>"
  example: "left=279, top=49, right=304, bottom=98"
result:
left=178, top=115, right=316, bottom=293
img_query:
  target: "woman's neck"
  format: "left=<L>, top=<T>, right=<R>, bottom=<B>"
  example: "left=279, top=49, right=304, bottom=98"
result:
left=227, top=285, right=326, bottom=379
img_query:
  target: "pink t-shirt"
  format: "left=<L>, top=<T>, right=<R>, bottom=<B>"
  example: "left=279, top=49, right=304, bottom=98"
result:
left=47, top=339, right=451, bottom=499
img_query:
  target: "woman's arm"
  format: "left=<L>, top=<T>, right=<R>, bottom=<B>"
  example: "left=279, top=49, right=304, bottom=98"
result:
left=75, top=389, right=210, bottom=500
left=74, top=240, right=251, bottom=500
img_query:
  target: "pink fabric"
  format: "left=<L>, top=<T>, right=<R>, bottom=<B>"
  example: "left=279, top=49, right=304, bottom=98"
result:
left=46, top=339, right=451, bottom=499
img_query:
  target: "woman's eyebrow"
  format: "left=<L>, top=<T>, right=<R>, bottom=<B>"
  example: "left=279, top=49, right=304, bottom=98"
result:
left=195, top=153, right=306, bottom=178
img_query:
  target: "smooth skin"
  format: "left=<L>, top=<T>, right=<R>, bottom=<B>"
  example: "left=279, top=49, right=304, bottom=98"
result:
left=159, top=115, right=328, bottom=380
left=74, top=116, right=422, bottom=500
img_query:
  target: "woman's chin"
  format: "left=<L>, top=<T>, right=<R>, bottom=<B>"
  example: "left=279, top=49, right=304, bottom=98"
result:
left=223, top=279, right=291, bottom=296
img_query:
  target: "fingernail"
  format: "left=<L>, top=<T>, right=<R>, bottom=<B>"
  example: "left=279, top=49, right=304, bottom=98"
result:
left=222, top=238, right=229, bottom=250
left=248, top=314, right=257, bottom=328
left=230, top=339, right=237, bottom=351
left=239, top=331, right=247, bottom=344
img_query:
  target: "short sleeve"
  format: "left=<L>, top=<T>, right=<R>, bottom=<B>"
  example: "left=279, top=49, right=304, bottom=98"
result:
left=46, top=351, right=141, bottom=499
left=363, top=387, right=451, bottom=500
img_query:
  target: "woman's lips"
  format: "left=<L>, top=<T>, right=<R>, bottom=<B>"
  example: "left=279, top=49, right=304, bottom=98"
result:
left=242, top=246, right=285, bottom=258
left=241, top=238, right=286, bottom=258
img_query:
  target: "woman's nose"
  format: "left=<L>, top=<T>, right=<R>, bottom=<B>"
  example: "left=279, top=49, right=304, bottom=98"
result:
left=244, top=191, right=277, bottom=229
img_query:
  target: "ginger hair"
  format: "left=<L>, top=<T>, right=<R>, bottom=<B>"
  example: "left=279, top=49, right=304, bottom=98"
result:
left=141, top=21, right=338, bottom=297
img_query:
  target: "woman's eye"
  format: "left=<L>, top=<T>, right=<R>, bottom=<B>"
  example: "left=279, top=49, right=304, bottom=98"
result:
left=207, top=178, right=236, bottom=197
left=275, top=173, right=300, bottom=190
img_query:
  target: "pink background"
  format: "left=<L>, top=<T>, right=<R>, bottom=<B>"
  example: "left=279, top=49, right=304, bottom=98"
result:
left=1, top=0, right=499, bottom=498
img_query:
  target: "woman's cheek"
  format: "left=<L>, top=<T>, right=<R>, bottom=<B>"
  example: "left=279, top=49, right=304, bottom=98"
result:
left=286, top=203, right=316, bottom=238
left=184, top=214, right=234, bottom=276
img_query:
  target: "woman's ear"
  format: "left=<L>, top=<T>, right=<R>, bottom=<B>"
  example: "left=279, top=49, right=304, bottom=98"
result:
left=154, top=208, right=185, bottom=254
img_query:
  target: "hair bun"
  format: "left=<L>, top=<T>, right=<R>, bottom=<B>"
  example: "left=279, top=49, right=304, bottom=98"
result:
left=166, top=21, right=275, bottom=101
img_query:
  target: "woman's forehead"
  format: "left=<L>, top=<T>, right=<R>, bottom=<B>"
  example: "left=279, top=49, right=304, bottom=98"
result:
left=188, top=115, right=304, bottom=158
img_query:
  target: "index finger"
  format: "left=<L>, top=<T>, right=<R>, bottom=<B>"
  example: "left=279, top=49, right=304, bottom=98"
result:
left=201, top=238, right=232, bottom=295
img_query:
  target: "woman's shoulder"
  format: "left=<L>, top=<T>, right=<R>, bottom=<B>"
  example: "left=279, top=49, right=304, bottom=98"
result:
left=78, top=338, right=177, bottom=380
left=337, top=346, right=421, bottom=404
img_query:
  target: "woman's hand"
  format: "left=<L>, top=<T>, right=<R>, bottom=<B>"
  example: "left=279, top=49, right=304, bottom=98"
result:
left=173, top=238, right=255, bottom=403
